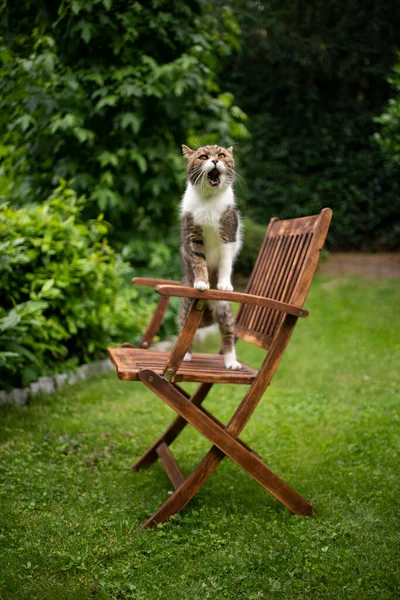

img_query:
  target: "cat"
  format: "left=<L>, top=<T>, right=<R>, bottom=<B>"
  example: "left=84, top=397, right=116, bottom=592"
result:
left=179, top=143, right=242, bottom=370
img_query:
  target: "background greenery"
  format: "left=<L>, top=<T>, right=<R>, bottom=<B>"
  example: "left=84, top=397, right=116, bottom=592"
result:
left=0, top=182, right=152, bottom=390
left=1, top=0, right=400, bottom=388
left=0, top=0, right=246, bottom=258
left=221, top=0, right=400, bottom=251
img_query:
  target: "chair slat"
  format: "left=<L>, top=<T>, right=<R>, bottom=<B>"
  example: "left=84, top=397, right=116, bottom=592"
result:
left=235, top=212, right=326, bottom=347
left=108, top=348, right=257, bottom=384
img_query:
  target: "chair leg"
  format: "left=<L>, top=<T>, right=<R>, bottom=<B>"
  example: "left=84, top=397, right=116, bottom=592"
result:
left=132, top=382, right=213, bottom=471
left=140, top=445, right=225, bottom=529
left=140, top=370, right=315, bottom=518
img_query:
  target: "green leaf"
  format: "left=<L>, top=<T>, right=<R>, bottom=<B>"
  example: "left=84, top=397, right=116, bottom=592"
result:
left=0, top=310, right=20, bottom=332
left=119, top=113, right=141, bottom=134
left=95, top=95, right=119, bottom=111
left=98, top=152, right=119, bottom=168
left=13, top=115, right=36, bottom=133
left=78, top=21, right=94, bottom=44
left=42, top=52, right=55, bottom=75
left=129, top=151, right=147, bottom=174
left=21, top=366, right=39, bottom=387
left=41, top=279, right=55, bottom=293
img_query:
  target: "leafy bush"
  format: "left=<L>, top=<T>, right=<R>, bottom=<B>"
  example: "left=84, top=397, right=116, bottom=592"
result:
left=374, top=55, right=400, bottom=163
left=0, top=0, right=247, bottom=261
left=0, top=301, right=51, bottom=389
left=0, top=183, right=153, bottom=390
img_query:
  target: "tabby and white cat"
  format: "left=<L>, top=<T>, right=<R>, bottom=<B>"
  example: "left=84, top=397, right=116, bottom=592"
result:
left=180, top=144, right=242, bottom=370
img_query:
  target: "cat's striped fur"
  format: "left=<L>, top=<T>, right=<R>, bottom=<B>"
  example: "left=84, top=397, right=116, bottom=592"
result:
left=180, top=144, right=242, bottom=370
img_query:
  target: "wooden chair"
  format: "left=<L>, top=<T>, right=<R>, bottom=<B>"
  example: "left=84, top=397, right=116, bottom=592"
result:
left=108, top=209, right=332, bottom=528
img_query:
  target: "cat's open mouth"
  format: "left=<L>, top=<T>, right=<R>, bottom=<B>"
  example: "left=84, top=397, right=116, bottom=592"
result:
left=207, top=168, right=221, bottom=186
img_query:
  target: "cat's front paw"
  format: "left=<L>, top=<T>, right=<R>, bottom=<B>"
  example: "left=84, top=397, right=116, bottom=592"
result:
left=224, top=352, right=242, bottom=370
left=194, top=280, right=210, bottom=291
left=183, top=352, right=192, bottom=362
left=226, top=359, right=242, bottom=370
left=217, top=281, right=234, bottom=292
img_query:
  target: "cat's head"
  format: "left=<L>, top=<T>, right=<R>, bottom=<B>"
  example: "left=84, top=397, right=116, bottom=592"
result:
left=182, top=144, right=235, bottom=191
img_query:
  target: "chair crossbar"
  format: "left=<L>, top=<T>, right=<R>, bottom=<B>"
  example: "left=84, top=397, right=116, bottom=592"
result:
left=132, top=382, right=212, bottom=471
left=198, top=405, right=261, bottom=458
left=156, top=442, right=185, bottom=489
left=140, top=369, right=315, bottom=517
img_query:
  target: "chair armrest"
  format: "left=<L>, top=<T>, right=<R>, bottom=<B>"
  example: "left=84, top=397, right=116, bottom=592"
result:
left=155, top=284, right=308, bottom=318
left=132, top=277, right=182, bottom=287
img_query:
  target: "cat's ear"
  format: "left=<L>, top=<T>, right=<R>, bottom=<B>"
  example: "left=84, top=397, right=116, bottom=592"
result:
left=182, top=144, right=194, bottom=160
left=227, top=146, right=234, bottom=154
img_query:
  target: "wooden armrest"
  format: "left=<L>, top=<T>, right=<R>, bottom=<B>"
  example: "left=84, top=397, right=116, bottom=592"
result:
left=155, top=285, right=308, bottom=318
left=132, top=277, right=182, bottom=287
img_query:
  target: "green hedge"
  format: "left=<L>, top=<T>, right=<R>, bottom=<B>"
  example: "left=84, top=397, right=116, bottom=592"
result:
left=222, top=0, right=400, bottom=251
left=0, top=183, right=153, bottom=390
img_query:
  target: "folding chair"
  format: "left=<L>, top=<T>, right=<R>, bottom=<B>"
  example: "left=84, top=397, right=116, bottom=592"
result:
left=108, top=209, right=332, bottom=528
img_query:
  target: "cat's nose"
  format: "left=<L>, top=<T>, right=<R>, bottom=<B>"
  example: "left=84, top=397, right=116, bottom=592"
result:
left=212, top=159, right=218, bottom=165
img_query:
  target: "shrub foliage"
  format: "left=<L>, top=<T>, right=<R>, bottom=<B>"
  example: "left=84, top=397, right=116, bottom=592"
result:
left=0, top=183, right=152, bottom=390
left=0, top=0, right=246, bottom=254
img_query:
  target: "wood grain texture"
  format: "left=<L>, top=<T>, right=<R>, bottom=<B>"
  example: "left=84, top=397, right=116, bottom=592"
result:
left=140, top=370, right=315, bottom=517
left=163, top=300, right=205, bottom=379
left=235, top=208, right=331, bottom=347
left=132, top=382, right=213, bottom=471
left=229, top=209, right=333, bottom=435
left=140, top=446, right=225, bottom=529
left=132, top=277, right=182, bottom=287
left=155, top=285, right=308, bottom=318
left=107, top=348, right=257, bottom=384
left=156, top=442, right=185, bottom=489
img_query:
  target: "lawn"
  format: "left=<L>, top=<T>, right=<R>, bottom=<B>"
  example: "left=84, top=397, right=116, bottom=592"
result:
left=0, top=276, right=399, bottom=600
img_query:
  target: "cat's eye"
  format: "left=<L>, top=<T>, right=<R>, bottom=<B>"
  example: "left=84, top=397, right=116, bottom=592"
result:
left=218, top=153, right=226, bottom=158
left=199, top=155, right=208, bottom=160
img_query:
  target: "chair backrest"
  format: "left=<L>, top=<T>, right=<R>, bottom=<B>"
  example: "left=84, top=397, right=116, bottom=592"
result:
left=235, top=209, right=332, bottom=349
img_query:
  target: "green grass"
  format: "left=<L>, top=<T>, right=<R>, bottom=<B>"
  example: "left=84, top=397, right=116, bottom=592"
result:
left=0, top=276, right=399, bottom=600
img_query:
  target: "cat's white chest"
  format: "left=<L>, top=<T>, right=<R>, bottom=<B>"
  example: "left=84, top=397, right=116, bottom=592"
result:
left=181, top=182, right=238, bottom=269
left=182, top=184, right=233, bottom=268
left=202, top=225, right=221, bottom=268
left=181, top=183, right=234, bottom=222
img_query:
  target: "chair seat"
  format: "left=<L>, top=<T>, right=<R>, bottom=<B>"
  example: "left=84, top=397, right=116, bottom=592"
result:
left=108, top=348, right=257, bottom=384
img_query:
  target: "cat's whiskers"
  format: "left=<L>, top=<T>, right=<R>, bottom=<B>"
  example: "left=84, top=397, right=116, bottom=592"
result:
left=226, top=166, right=246, bottom=189
left=193, top=169, right=207, bottom=187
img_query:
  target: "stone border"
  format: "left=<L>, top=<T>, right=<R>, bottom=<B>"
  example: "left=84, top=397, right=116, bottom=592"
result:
left=0, top=358, right=114, bottom=407
left=0, top=326, right=219, bottom=407
left=0, top=337, right=174, bottom=407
